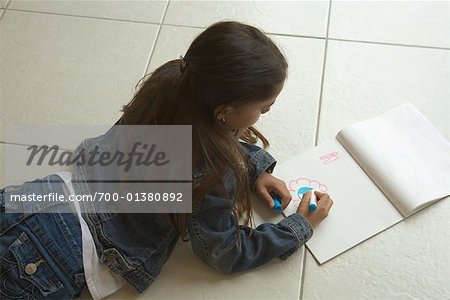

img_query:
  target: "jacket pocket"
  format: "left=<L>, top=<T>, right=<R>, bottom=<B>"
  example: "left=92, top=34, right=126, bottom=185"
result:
left=0, top=231, right=64, bottom=298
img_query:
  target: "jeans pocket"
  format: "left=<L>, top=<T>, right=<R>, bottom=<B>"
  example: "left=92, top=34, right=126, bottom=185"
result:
left=0, top=231, right=64, bottom=299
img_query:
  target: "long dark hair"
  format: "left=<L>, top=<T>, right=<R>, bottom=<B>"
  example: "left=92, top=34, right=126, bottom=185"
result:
left=119, top=21, right=288, bottom=241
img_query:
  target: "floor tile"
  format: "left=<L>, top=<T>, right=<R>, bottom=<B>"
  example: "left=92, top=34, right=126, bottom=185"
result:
left=0, top=142, right=71, bottom=187
left=254, top=35, right=325, bottom=162
left=165, top=0, right=330, bottom=37
left=302, top=198, right=450, bottom=299
left=0, top=0, right=8, bottom=9
left=302, top=39, right=450, bottom=299
left=329, top=0, right=450, bottom=48
left=8, top=0, right=168, bottom=23
left=0, top=10, right=158, bottom=148
left=319, top=40, right=450, bottom=142
left=147, top=24, right=202, bottom=72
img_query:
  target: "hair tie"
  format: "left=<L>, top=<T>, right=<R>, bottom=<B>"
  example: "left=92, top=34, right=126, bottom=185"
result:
left=179, top=55, right=187, bottom=74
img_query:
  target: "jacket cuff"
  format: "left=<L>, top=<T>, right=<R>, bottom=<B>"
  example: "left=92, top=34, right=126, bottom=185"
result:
left=238, top=142, right=277, bottom=190
left=277, top=214, right=313, bottom=259
left=251, top=149, right=277, bottom=190
left=249, top=149, right=277, bottom=190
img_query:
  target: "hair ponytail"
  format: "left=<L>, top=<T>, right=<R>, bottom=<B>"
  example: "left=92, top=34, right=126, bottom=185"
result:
left=119, top=21, right=288, bottom=240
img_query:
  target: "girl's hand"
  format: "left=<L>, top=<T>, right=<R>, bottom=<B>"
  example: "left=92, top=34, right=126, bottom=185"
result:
left=296, top=190, right=333, bottom=228
left=254, top=172, right=292, bottom=210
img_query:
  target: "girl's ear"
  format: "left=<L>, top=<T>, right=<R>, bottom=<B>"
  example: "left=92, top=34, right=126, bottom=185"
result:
left=214, top=105, right=233, bottom=120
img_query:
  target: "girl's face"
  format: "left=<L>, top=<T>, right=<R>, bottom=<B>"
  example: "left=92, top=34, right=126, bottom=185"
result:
left=222, top=97, right=277, bottom=128
left=214, top=84, right=283, bottom=129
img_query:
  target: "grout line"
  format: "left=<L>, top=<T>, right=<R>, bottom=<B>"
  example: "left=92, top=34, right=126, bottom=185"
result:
left=0, top=0, right=10, bottom=20
left=160, top=22, right=208, bottom=31
left=313, top=0, right=333, bottom=148
left=267, top=31, right=326, bottom=41
left=301, top=1, right=333, bottom=300
left=298, top=246, right=308, bottom=300
left=0, top=141, right=73, bottom=152
left=142, top=0, right=171, bottom=76
left=2, top=8, right=448, bottom=51
left=328, top=37, right=450, bottom=51
left=4, top=8, right=162, bottom=26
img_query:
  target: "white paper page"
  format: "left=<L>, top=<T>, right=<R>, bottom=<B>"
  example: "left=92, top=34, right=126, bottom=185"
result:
left=273, top=139, right=403, bottom=264
left=336, top=103, right=450, bottom=217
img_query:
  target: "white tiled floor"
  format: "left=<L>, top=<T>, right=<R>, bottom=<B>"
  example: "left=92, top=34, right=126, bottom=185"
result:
left=328, top=1, right=450, bottom=48
left=0, top=0, right=8, bottom=9
left=1, top=1, right=449, bottom=299
left=8, top=0, right=167, bottom=23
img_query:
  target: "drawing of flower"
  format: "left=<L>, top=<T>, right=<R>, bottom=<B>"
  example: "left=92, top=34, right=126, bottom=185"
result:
left=287, top=177, right=328, bottom=208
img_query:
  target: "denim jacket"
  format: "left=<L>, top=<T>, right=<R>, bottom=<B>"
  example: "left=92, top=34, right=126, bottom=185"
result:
left=8, top=124, right=314, bottom=295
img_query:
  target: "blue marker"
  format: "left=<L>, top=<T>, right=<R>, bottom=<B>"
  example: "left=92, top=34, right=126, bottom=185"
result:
left=308, top=190, right=317, bottom=212
left=272, top=196, right=283, bottom=213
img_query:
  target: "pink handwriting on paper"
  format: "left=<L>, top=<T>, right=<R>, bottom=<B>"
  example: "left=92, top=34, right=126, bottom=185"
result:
left=319, top=151, right=343, bottom=165
left=287, top=177, right=328, bottom=209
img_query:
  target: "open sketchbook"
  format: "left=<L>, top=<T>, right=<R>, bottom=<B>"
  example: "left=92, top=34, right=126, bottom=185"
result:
left=273, top=103, right=450, bottom=264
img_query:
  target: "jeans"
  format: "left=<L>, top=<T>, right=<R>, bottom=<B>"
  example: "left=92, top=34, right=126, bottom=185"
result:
left=0, top=183, right=86, bottom=299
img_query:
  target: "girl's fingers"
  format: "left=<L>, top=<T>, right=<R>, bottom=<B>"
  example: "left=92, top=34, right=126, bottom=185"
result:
left=314, top=191, right=328, bottom=201
left=300, top=191, right=311, bottom=209
left=274, top=184, right=291, bottom=208
left=314, top=191, right=324, bottom=197
left=258, top=187, right=276, bottom=208
left=317, top=194, right=332, bottom=207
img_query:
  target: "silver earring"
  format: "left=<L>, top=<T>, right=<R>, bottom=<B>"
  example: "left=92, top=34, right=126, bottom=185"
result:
left=222, top=117, right=226, bottom=123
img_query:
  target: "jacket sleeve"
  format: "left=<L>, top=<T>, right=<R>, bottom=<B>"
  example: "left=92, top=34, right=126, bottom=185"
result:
left=239, top=142, right=277, bottom=190
left=187, top=181, right=314, bottom=274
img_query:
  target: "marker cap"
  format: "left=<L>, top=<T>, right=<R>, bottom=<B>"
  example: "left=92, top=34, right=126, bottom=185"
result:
left=272, top=196, right=283, bottom=213
left=309, top=190, right=318, bottom=212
